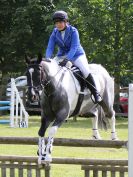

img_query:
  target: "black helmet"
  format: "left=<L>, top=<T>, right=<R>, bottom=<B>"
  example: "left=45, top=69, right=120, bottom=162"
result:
left=53, top=11, right=68, bottom=22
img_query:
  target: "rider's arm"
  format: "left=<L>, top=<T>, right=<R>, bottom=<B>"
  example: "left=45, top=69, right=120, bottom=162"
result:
left=45, top=30, right=56, bottom=59
left=66, top=28, right=80, bottom=61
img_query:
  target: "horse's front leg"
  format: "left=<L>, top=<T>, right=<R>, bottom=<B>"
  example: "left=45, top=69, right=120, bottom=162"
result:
left=38, top=115, right=51, bottom=164
left=43, top=126, right=58, bottom=163
left=44, top=107, right=69, bottom=163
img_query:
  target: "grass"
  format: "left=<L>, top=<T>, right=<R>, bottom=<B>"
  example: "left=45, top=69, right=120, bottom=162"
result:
left=0, top=115, right=128, bottom=177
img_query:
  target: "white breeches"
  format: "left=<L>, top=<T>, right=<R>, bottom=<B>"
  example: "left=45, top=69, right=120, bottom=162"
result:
left=54, top=54, right=90, bottom=78
left=72, top=55, right=90, bottom=78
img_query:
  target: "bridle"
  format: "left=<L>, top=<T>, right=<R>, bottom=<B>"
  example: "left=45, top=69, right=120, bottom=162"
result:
left=27, top=61, right=63, bottom=98
left=26, top=63, right=44, bottom=96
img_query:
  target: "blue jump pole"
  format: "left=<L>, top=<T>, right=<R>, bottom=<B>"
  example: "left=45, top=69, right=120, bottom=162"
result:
left=0, top=120, right=10, bottom=124
left=0, top=106, right=10, bottom=111
left=0, top=101, right=11, bottom=124
left=0, top=101, right=10, bottom=105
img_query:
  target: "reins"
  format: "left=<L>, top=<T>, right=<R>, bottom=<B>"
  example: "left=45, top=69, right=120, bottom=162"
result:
left=39, top=65, right=65, bottom=97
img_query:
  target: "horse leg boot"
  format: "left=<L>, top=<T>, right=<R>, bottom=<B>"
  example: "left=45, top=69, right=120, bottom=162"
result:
left=86, top=74, right=102, bottom=104
left=44, top=126, right=58, bottom=163
left=38, top=117, right=52, bottom=164
left=38, top=137, right=45, bottom=164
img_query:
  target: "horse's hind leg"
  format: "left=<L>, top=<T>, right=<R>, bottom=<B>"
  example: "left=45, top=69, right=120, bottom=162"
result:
left=91, top=109, right=102, bottom=140
left=103, top=102, right=118, bottom=140
left=109, top=110, right=118, bottom=140
left=101, top=86, right=118, bottom=140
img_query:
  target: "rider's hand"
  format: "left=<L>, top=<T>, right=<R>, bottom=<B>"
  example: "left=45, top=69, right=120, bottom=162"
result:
left=59, top=59, right=68, bottom=67
left=45, top=58, right=51, bottom=62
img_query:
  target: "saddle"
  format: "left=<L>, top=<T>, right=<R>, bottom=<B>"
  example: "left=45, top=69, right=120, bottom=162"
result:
left=59, top=61, right=86, bottom=91
left=59, top=62, right=87, bottom=117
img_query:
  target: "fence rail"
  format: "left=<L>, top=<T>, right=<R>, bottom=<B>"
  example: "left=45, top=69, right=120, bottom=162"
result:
left=0, top=136, right=127, bottom=148
left=0, top=137, right=128, bottom=177
left=0, top=156, right=50, bottom=177
left=0, top=156, right=128, bottom=177
left=81, top=164, right=128, bottom=177
left=0, top=155, right=128, bottom=166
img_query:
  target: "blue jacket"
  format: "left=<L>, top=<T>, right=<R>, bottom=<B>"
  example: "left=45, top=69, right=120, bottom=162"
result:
left=45, top=25, right=85, bottom=61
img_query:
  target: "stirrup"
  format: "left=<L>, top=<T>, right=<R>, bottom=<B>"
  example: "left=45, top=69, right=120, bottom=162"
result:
left=96, top=95, right=102, bottom=103
left=94, top=94, right=102, bottom=104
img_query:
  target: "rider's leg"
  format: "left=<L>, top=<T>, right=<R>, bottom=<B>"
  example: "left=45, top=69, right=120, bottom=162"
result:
left=73, top=55, right=102, bottom=103
left=86, top=73, right=102, bottom=103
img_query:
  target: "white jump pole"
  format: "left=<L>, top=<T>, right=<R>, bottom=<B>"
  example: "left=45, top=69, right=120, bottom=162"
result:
left=128, top=84, right=133, bottom=177
left=10, top=78, right=29, bottom=128
left=10, top=78, right=15, bottom=127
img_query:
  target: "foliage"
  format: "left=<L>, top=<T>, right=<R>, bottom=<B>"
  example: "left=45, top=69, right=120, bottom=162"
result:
left=120, top=73, right=133, bottom=87
left=0, top=0, right=55, bottom=76
left=53, top=0, right=133, bottom=80
left=0, top=0, right=132, bottom=87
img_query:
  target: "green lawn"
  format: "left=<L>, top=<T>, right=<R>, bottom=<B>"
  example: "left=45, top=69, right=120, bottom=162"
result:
left=0, top=115, right=128, bottom=177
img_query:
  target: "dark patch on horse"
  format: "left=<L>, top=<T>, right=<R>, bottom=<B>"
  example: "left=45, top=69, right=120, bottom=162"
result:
left=42, top=76, right=70, bottom=127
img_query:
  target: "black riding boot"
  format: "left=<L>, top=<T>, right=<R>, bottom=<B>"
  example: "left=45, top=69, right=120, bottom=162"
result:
left=86, top=74, right=102, bottom=104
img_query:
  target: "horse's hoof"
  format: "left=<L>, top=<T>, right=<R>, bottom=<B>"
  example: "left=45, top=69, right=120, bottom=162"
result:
left=39, top=154, right=52, bottom=165
left=111, top=132, right=118, bottom=140
left=41, top=160, right=50, bottom=166
left=45, top=154, right=52, bottom=162
left=38, top=157, right=42, bottom=165
left=91, top=135, right=102, bottom=140
left=111, top=137, right=119, bottom=141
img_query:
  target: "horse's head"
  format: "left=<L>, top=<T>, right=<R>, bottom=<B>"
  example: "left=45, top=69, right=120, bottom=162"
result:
left=25, top=54, right=64, bottom=101
left=25, top=54, right=46, bottom=102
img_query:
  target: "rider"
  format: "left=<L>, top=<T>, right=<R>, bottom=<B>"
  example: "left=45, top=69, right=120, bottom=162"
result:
left=45, top=10, right=102, bottom=104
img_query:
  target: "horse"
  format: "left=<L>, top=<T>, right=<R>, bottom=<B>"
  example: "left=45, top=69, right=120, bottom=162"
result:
left=25, top=54, right=118, bottom=164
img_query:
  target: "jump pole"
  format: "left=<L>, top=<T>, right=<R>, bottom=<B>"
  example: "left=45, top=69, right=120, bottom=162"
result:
left=128, top=84, right=133, bottom=177
left=10, top=78, right=15, bottom=127
left=10, top=78, right=29, bottom=128
left=0, top=101, right=10, bottom=112
left=0, top=101, right=10, bottom=124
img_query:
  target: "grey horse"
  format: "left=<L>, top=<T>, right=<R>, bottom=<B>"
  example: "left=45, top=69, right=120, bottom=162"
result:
left=25, top=54, right=118, bottom=164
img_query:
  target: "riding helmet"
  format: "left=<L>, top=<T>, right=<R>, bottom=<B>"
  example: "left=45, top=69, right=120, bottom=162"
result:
left=53, top=11, right=68, bottom=22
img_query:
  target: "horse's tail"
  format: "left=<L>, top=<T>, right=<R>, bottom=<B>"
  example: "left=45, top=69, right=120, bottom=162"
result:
left=98, top=106, right=110, bottom=130
left=102, top=76, right=115, bottom=118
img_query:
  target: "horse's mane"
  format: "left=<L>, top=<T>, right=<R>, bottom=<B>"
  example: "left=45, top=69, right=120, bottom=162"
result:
left=41, top=58, right=61, bottom=77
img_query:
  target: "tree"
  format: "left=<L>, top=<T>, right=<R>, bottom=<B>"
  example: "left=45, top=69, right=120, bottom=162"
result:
left=0, top=0, right=55, bottom=79
left=56, top=0, right=132, bottom=80
left=0, top=0, right=132, bottom=89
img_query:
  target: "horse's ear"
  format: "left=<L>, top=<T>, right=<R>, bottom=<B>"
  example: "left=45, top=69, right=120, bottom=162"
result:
left=25, top=54, right=30, bottom=64
left=37, top=53, right=42, bottom=64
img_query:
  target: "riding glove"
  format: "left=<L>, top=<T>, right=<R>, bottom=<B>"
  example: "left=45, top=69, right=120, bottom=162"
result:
left=59, top=59, right=68, bottom=66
